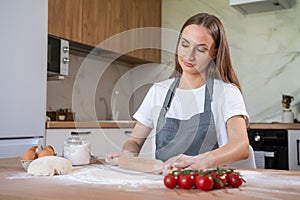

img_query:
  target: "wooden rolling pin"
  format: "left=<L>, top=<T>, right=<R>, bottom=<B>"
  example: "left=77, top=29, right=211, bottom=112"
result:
left=117, top=156, right=165, bottom=174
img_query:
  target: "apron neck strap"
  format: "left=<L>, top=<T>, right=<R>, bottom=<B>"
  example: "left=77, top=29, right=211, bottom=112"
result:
left=163, top=76, right=180, bottom=110
left=204, top=75, right=214, bottom=112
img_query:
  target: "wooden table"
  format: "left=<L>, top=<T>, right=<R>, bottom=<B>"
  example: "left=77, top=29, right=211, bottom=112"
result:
left=0, top=158, right=300, bottom=200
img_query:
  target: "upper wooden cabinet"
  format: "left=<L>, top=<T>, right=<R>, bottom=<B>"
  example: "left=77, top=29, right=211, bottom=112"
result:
left=48, top=0, right=83, bottom=42
left=48, top=0, right=161, bottom=63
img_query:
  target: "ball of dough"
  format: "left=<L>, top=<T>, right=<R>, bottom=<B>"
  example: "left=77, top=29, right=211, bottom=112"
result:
left=27, top=156, right=72, bottom=176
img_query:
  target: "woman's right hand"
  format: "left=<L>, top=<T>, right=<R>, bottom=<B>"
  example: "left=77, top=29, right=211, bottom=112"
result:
left=104, top=150, right=135, bottom=165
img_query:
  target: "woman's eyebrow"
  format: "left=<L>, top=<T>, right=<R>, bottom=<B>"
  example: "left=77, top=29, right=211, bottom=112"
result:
left=181, top=37, right=208, bottom=48
left=181, top=37, right=190, bottom=43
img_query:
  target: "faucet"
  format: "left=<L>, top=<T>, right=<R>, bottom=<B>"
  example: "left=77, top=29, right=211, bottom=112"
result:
left=99, top=97, right=110, bottom=120
left=111, top=90, right=119, bottom=120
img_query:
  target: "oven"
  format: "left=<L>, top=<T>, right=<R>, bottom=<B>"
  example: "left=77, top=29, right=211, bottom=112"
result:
left=248, top=129, right=289, bottom=170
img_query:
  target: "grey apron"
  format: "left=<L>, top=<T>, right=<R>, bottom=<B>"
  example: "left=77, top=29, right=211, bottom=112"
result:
left=155, top=76, right=218, bottom=161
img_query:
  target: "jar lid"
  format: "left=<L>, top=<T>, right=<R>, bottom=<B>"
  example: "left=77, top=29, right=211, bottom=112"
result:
left=65, top=136, right=85, bottom=145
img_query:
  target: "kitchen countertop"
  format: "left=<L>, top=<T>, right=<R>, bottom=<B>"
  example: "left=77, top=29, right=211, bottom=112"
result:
left=46, top=121, right=300, bottom=130
left=249, top=123, right=300, bottom=130
left=46, top=121, right=136, bottom=129
left=1, top=157, right=300, bottom=200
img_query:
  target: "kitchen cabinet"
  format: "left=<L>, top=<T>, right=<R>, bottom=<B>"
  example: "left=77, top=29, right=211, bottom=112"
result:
left=45, top=128, right=154, bottom=159
left=48, top=0, right=161, bottom=63
left=48, top=0, right=83, bottom=42
left=106, top=129, right=154, bottom=159
left=46, top=129, right=111, bottom=156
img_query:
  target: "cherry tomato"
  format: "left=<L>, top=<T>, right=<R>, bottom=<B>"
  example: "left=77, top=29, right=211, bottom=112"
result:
left=178, top=174, right=195, bottom=190
left=227, top=172, right=243, bottom=188
left=211, top=172, right=227, bottom=189
left=163, top=174, right=178, bottom=189
left=195, top=175, right=214, bottom=191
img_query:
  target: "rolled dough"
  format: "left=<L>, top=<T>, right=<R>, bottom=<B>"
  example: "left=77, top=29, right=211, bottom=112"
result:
left=27, top=156, right=72, bottom=176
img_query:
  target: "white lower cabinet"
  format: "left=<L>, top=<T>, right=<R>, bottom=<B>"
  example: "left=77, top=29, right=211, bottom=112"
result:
left=106, top=129, right=155, bottom=159
left=45, top=129, right=110, bottom=157
left=45, top=128, right=155, bottom=159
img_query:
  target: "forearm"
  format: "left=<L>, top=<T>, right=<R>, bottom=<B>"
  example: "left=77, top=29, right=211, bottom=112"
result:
left=164, top=141, right=249, bottom=170
left=199, top=141, right=249, bottom=168
left=121, top=121, right=152, bottom=157
left=122, top=139, right=142, bottom=156
left=205, top=115, right=249, bottom=167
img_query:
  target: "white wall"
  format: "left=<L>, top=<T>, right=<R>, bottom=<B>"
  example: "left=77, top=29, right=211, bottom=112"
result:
left=162, top=0, right=300, bottom=122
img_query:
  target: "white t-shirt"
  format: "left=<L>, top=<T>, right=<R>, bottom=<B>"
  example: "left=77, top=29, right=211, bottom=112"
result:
left=133, top=78, right=249, bottom=147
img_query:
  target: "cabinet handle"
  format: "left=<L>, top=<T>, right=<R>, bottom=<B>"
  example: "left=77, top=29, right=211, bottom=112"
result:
left=297, top=140, right=300, bottom=165
left=123, top=130, right=132, bottom=135
left=71, top=131, right=91, bottom=135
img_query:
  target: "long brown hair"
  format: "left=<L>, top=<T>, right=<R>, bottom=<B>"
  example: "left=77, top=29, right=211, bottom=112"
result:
left=171, top=13, right=242, bottom=91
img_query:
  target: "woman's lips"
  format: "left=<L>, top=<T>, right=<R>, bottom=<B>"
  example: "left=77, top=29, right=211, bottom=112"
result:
left=183, top=61, right=194, bottom=67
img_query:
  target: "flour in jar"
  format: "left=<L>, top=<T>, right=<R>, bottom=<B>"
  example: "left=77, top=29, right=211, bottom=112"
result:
left=63, top=137, right=91, bottom=165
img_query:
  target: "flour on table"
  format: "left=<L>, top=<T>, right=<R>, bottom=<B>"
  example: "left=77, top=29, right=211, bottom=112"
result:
left=10, top=163, right=164, bottom=190
left=238, top=170, right=300, bottom=199
left=63, top=165, right=164, bottom=188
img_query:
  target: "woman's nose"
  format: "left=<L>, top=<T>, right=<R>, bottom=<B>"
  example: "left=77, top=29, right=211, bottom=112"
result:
left=186, top=48, right=195, bottom=61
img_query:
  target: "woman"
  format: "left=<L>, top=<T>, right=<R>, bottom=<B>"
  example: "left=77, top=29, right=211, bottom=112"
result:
left=109, top=13, right=250, bottom=170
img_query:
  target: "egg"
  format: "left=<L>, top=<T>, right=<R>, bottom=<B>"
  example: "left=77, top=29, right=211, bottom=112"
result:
left=38, top=149, right=55, bottom=158
left=28, top=145, right=38, bottom=151
left=22, top=149, right=37, bottom=160
left=44, top=145, right=55, bottom=155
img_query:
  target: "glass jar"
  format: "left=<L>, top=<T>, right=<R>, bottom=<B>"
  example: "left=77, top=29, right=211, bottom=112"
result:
left=282, top=109, right=294, bottom=123
left=63, top=136, right=91, bottom=165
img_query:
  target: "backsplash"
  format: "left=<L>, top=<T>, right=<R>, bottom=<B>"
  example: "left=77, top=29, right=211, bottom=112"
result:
left=47, top=52, right=134, bottom=121
left=161, top=0, right=300, bottom=123
left=47, top=51, right=170, bottom=121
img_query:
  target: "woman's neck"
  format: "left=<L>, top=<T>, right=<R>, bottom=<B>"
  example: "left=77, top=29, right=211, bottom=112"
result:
left=179, top=73, right=206, bottom=89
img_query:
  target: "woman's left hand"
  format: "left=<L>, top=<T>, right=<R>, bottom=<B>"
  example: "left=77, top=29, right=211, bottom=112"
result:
left=163, top=153, right=209, bottom=170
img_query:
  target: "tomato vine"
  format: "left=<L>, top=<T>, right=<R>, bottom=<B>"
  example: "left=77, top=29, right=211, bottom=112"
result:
left=163, top=168, right=245, bottom=191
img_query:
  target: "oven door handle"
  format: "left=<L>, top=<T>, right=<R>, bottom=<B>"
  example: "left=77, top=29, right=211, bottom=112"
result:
left=71, top=131, right=91, bottom=135
left=264, top=151, right=276, bottom=158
